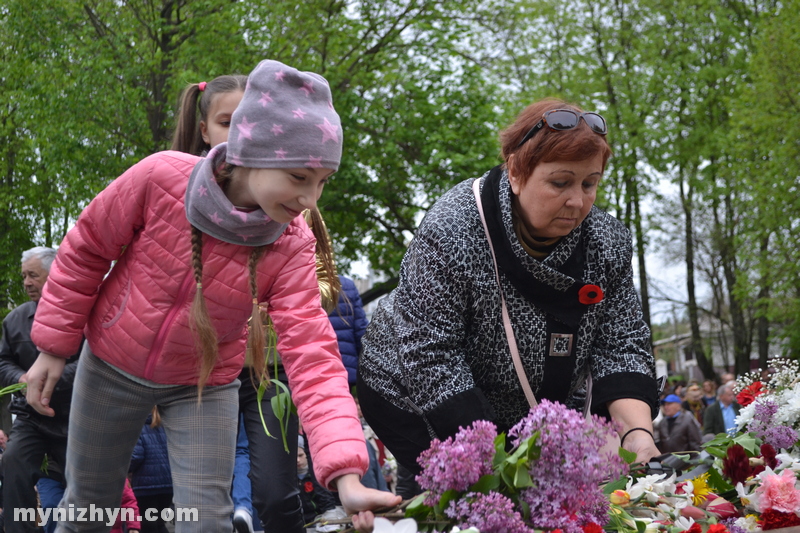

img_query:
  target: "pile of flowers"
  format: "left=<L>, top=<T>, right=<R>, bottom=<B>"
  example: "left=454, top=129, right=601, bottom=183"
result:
left=368, top=359, right=800, bottom=533
left=402, top=399, right=628, bottom=533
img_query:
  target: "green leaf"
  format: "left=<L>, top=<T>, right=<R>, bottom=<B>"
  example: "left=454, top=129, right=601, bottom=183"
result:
left=618, top=447, right=638, bottom=464
left=469, top=474, right=500, bottom=494
left=0, top=382, right=26, bottom=397
left=706, top=464, right=734, bottom=494
left=434, top=489, right=460, bottom=518
left=603, top=476, right=629, bottom=495
left=256, top=381, right=275, bottom=439
left=513, top=463, right=534, bottom=488
left=404, top=492, right=433, bottom=521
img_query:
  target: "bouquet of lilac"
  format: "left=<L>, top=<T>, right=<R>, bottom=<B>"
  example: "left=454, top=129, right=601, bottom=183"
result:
left=404, top=400, right=628, bottom=533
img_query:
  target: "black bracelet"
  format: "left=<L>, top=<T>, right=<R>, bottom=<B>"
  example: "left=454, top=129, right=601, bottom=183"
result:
left=620, top=427, right=654, bottom=446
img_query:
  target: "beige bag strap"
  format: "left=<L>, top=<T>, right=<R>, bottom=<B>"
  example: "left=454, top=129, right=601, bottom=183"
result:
left=472, top=179, right=537, bottom=408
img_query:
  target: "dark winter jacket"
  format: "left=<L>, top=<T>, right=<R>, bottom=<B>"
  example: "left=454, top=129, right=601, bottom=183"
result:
left=129, top=415, right=173, bottom=496
left=328, top=276, right=368, bottom=385
left=0, top=300, right=81, bottom=428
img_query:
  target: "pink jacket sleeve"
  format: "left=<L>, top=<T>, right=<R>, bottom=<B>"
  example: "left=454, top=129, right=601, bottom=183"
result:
left=31, top=154, right=163, bottom=357
left=111, top=479, right=142, bottom=533
left=267, top=239, right=369, bottom=489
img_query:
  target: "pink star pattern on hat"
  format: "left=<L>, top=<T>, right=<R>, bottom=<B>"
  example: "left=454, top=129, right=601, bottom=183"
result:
left=258, top=92, right=273, bottom=107
left=316, top=118, right=339, bottom=144
left=228, top=153, right=242, bottom=166
left=237, top=117, right=256, bottom=140
left=299, top=81, right=315, bottom=97
left=271, top=124, right=284, bottom=135
left=198, top=185, right=208, bottom=197
left=210, top=212, right=222, bottom=225
left=292, top=108, right=307, bottom=119
left=237, top=234, right=250, bottom=242
left=306, top=156, right=323, bottom=168
left=275, top=148, right=287, bottom=159
left=230, top=208, right=249, bottom=223
left=274, top=70, right=286, bottom=81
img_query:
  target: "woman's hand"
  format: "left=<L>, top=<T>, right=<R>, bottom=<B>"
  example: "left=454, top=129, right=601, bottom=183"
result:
left=335, top=473, right=402, bottom=532
left=608, top=398, right=660, bottom=464
left=24, top=352, right=66, bottom=417
left=623, top=430, right=660, bottom=464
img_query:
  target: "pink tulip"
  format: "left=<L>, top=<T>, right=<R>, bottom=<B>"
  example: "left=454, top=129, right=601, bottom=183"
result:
left=705, top=497, right=739, bottom=519
left=680, top=505, right=707, bottom=520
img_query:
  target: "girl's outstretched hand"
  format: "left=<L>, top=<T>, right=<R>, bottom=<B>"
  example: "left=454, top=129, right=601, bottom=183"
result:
left=24, top=352, right=66, bottom=417
left=335, top=474, right=402, bottom=532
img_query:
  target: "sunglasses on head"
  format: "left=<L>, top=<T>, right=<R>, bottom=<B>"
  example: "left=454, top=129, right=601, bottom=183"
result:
left=515, top=108, right=608, bottom=149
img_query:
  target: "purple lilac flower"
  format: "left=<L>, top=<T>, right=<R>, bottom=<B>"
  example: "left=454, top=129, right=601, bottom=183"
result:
left=509, top=400, right=626, bottom=532
left=749, top=398, right=798, bottom=449
left=763, top=425, right=799, bottom=450
left=445, top=491, right=532, bottom=533
left=416, top=420, right=497, bottom=506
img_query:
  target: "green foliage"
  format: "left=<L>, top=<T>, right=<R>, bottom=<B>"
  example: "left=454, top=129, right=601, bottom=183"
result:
left=0, top=0, right=797, bottom=350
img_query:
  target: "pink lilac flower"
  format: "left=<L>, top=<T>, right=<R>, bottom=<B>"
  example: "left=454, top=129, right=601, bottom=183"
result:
left=509, top=400, right=626, bottom=533
left=445, top=491, right=531, bottom=533
left=755, top=468, right=800, bottom=513
left=416, top=420, right=497, bottom=506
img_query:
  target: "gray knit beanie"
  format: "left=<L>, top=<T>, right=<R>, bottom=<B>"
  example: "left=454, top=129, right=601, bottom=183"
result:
left=227, top=60, right=343, bottom=171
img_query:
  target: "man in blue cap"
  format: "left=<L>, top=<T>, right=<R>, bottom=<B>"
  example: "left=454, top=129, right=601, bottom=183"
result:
left=655, top=394, right=702, bottom=454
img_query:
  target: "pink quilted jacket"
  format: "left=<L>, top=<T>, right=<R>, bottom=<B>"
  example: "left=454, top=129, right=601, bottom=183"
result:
left=31, top=151, right=367, bottom=487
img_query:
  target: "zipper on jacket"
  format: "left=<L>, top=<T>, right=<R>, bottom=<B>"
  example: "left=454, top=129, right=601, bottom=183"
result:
left=144, top=240, right=218, bottom=381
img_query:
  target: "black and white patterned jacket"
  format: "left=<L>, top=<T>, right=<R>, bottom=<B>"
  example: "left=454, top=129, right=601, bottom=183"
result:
left=359, top=169, right=658, bottom=435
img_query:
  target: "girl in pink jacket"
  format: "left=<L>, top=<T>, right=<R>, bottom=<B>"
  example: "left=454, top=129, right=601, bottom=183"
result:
left=24, top=59, right=400, bottom=533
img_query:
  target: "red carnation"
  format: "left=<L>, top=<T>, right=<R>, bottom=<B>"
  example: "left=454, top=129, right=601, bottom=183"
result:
left=578, top=284, right=604, bottom=305
left=581, top=524, right=603, bottom=533
left=706, top=525, right=729, bottom=533
left=722, top=444, right=751, bottom=485
left=682, top=523, right=702, bottom=533
left=736, top=381, right=766, bottom=407
left=759, top=508, right=800, bottom=530
left=761, top=443, right=778, bottom=469
left=304, top=481, right=314, bottom=493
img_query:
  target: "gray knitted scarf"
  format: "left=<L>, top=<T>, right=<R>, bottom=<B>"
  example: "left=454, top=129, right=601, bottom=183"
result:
left=185, top=143, right=288, bottom=246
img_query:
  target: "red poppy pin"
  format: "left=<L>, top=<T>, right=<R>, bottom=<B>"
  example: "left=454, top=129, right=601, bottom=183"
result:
left=578, top=284, right=604, bottom=305
left=304, top=481, right=314, bottom=493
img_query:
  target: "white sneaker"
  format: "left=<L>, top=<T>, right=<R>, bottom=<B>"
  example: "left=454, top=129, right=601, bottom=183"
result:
left=233, top=507, right=254, bottom=533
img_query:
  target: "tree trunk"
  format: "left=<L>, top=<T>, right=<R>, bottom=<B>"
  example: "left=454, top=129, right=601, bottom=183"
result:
left=678, top=166, right=713, bottom=378
left=757, top=234, right=770, bottom=368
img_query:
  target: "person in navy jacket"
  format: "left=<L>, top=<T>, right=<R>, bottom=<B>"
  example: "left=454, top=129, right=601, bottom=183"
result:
left=129, top=409, right=173, bottom=533
left=328, top=275, right=368, bottom=385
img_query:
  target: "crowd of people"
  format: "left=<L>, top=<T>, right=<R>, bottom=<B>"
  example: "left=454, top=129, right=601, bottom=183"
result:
left=653, top=375, right=741, bottom=456
left=0, top=57, right=748, bottom=533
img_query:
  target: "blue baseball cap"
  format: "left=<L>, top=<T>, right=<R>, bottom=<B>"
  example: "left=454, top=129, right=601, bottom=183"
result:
left=661, top=394, right=682, bottom=404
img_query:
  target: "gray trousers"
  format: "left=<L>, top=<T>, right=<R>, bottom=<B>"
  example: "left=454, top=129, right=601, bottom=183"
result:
left=55, top=347, right=238, bottom=533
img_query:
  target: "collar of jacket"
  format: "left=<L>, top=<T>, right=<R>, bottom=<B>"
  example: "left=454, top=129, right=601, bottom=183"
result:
left=479, top=165, right=591, bottom=329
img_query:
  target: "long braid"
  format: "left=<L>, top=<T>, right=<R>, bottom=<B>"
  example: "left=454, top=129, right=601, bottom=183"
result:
left=247, top=245, right=269, bottom=387
left=189, top=226, right=219, bottom=398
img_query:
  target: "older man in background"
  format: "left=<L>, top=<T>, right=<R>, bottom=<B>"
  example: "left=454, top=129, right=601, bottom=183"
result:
left=0, top=247, right=81, bottom=533
left=703, top=381, right=741, bottom=440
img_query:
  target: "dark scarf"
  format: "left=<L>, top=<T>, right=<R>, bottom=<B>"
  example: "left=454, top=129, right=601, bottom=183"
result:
left=480, top=165, right=592, bottom=329
left=480, top=166, right=600, bottom=405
